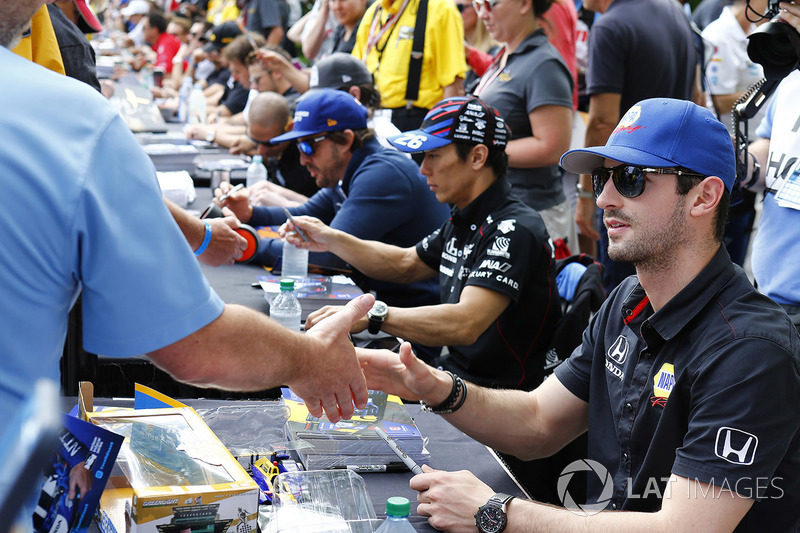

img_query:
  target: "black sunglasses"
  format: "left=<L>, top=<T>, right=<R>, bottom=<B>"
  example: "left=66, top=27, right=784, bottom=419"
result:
left=456, top=3, right=470, bottom=12
left=297, top=134, right=329, bottom=155
left=247, top=133, right=272, bottom=147
left=591, top=165, right=706, bottom=199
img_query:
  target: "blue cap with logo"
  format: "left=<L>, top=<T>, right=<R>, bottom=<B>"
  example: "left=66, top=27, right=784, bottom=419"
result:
left=560, top=98, right=736, bottom=192
left=387, top=96, right=508, bottom=153
left=269, top=89, right=368, bottom=144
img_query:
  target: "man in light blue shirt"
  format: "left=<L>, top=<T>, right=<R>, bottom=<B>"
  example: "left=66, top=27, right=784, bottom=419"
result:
left=0, top=4, right=373, bottom=528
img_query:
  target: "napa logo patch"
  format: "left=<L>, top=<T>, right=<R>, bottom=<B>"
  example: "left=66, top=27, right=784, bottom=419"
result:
left=650, top=363, right=675, bottom=407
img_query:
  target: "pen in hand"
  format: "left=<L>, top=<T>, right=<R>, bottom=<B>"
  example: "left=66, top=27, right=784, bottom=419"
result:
left=282, top=207, right=309, bottom=242
left=218, top=183, right=244, bottom=203
left=375, top=427, right=423, bottom=475
left=201, top=184, right=244, bottom=220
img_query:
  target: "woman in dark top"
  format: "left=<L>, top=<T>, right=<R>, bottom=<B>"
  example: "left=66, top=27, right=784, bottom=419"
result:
left=329, top=0, right=368, bottom=54
left=471, top=0, right=574, bottom=249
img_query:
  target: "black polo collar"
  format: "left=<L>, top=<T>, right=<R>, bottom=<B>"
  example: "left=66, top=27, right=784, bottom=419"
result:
left=622, top=245, right=737, bottom=341
left=451, top=177, right=512, bottom=227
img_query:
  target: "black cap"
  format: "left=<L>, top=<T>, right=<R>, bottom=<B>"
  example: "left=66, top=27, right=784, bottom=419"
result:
left=202, top=21, right=242, bottom=53
left=309, top=53, right=373, bottom=89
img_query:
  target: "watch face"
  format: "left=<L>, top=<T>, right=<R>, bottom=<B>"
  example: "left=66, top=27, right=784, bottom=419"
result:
left=477, top=506, right=506, bottom=533
left=368, top=301, right=388, bottom=319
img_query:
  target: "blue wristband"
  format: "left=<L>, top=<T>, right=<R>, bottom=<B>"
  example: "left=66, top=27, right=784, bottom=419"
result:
left=194, top=221, right=212, bottom=256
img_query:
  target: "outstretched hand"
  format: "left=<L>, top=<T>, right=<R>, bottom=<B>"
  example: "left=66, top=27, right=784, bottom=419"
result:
left=291, top=293, right=376, bottom=422
left=356, top=342, right=442, bottom=402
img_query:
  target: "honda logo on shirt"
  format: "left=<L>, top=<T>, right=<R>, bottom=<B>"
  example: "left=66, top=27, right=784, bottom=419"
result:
left=607, top=335, right=629, bottom=365
left=715, top=427, right=758, bottom=465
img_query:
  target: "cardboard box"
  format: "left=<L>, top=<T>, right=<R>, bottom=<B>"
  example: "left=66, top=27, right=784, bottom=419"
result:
left=87, top=406, right=259, bottom=533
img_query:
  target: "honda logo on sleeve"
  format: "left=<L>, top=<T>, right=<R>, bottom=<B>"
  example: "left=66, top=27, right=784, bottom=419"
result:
left=715, top=427, right=758, bottom=465
left=607, top=335, right=629, bottom=365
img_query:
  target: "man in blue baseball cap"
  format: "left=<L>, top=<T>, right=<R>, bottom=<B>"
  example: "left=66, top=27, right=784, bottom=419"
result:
left=355, top=98, right=800, bottom=531
left=281, top=96, right=563, bottom=391
left=216, top=89, right=450, bottom=316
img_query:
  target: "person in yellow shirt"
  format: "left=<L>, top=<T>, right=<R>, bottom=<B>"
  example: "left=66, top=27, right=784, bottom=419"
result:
left=352, top=0, right=466, bottom=132
left=11, top=4, right=65, bottom=74
left=206, top=0, right=241, bottom=26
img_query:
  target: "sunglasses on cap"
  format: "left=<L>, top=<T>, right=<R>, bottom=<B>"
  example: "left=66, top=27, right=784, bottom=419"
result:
left=297, top=134, right=329, bottom=155
left=472, top=0, right=502, bottom=12
left=591, top=165, right=706, bottom=199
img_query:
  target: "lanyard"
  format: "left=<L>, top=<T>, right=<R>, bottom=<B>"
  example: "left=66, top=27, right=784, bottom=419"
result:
left=473, top=48, right=507, bottom=97
left=364, top=0, right=413, bottom=60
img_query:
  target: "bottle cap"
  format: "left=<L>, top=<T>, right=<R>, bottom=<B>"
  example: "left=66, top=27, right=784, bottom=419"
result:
left=279, top=278, right=295, bottom=291
left=253, top=155, right=263, bottom=163
left=385, top=496, right=410, bottom=517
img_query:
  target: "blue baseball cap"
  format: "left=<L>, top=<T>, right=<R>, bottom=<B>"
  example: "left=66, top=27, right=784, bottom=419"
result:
left=269, top=89, right=368, bottom=144
left=387, top=97, right=508, bottom=153
left=560, top=98, right=736, bottom=192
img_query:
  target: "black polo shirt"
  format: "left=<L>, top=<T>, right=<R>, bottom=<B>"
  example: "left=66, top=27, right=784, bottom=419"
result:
left=555, top=246, right=800, bottom=530
left=416, top=177, right=561, bottom=390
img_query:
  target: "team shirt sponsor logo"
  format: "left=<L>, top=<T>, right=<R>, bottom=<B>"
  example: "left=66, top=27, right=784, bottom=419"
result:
left=487, top=236, right=511, bottom=258
left=462, top=243, right=475, bottom=259
left=650, top=363, right=675, bottom=408
left=607, top=335, right=628, bottom=364
left=543, top=348, right=563, bottom=370
left=715, top=427, right=758, bottom=465
left=497, top=219, right=516, bottom=234
left=458, top=266, right=470, bottom=280
left=604, top=335, right=628, bottom=380
left=442, top=237, right=460, bottom=262
left=478, top=259, right=512, bottom=272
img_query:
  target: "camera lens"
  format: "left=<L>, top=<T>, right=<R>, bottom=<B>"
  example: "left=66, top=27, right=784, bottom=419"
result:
left=747, top=17, right=800, bottom=79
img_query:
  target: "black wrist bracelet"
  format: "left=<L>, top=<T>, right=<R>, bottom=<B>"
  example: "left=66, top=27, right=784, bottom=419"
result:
left=421, top=372, right=467, bottom=414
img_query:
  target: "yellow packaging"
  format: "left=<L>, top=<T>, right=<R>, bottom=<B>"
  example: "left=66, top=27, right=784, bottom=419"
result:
left=88, top=406, right=258, bottom=533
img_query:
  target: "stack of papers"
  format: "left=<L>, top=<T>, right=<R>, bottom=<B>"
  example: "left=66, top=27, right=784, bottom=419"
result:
left=281, top=388, right=430, bottom=470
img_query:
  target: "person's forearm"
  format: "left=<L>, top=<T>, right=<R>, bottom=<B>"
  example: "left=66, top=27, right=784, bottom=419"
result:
left=165, top=197, right=204, bottom=251
left=710, top=92, right=742, bottom=118
left=282, top=66, right=311, bottom=94
left=503, top=475, right=751, bottom=533
left=149, top=304, right=306, bottom=390
left=420, top=377, right=565, bottom=459
left=505, top=135, right=567, bottom=169
left=381, top=304, right=484, bottom=347
left=302, top=7, right=330, bottom=60
left=326, top=230, right=428, bottom=283
left=442, top=77, right=465, bottom=99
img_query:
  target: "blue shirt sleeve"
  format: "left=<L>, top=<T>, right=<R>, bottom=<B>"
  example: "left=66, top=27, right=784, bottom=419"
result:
left=77, top=116, right=224, bottom=356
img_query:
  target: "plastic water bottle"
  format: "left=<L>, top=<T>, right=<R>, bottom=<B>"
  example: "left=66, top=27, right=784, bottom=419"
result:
left=188, top=82, right=207, bottom=124
left=375, top=497, right=415, bottom=533
left=247, top=155, right=267, bottom=188
left=271, top=279, right=302, bottom=331
left=282, top=239, right=309, bottom=278
left=177, top=76, right=193, bottom=123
